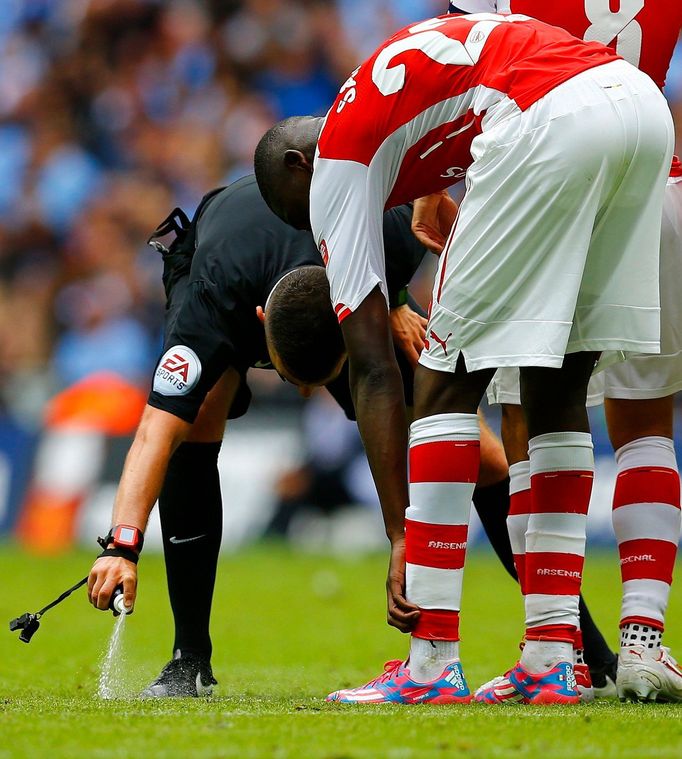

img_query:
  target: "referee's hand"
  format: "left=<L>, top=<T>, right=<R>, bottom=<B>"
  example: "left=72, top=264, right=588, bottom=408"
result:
left=411, top=191, right=458, bottom=255
left=87, top=556, right=137, bottom=612
left=390, top=304, right=427, bottom=368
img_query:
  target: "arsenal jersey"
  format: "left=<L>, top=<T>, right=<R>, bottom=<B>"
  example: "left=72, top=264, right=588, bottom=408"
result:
left=496, top=0, right=682, bottom=90
left=448, top=2, right=682, bottom=173
left=312, top=13, right=619, bottom=320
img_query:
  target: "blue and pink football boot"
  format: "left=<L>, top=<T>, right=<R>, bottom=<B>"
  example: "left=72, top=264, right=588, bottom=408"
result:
left=474, top=660, right=580, bottom=705
left=326, top=659, right=471, bottom=704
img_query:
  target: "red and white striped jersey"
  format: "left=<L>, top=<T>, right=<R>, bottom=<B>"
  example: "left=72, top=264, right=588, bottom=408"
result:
left=449, top=1, right=682, bottom=174
left=457, top=0, right=682, bottom=90
left=311, top=13, right=619, bottom=321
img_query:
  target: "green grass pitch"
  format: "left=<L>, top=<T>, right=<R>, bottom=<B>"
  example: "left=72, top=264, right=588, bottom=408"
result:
left=1, top=544, right=681, bottom=758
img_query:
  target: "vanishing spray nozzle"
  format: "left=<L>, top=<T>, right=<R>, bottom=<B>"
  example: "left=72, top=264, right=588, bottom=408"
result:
left=110, top=587, right=133, bottom=616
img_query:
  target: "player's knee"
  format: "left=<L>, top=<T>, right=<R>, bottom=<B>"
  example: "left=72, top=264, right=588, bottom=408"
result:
left=478, top=413, right=509, bottom=486
left=413, top=359, right=492, bottom=419
left=500, top=404, right=529, bottom=465
left=605, top=396, right=674, bottom=450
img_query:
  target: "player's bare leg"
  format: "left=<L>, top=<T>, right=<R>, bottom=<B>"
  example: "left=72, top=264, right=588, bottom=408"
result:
left=478, top=412, right=509, bottom=487
left=142, top=369, right=239, bottom=698
left=605, top=396, right=682, bottom=702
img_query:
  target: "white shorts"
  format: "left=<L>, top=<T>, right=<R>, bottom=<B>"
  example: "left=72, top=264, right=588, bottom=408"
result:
left=487, top=177, right=682, bottom=405
left=420, top=60, right=674, bottom=375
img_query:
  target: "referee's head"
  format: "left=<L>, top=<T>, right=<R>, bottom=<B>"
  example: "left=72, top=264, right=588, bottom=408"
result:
left=263, top=266, right=346, bottom=396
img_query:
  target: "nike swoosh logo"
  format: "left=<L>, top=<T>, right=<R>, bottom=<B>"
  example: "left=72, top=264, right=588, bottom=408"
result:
left=169, top=534, right=206, bottom=544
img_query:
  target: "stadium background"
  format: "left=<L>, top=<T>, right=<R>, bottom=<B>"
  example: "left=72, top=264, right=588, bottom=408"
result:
left=1, top=0, right=682, bottom=556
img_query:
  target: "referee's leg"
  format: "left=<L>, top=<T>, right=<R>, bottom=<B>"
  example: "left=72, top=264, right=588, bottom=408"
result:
left=147, top=369, right=239, bottom=696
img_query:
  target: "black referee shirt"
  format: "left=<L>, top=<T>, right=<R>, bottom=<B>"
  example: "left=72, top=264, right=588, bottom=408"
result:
left=147, top=175, right=427, bottom=423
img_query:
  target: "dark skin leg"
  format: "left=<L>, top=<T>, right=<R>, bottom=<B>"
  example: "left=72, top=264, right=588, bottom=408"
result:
left=605, top=395, right=674, bottom=451
left=519, top=352, right=599, bottom=437
left=410, top=353, right=596, bottom=635
left=413, top=357, right=495, bottom=421
left=501, top=404, right=530, bottom=466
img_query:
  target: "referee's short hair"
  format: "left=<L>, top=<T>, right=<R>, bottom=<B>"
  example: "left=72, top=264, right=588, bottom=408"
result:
left=265, top=266, right=345, bottom=385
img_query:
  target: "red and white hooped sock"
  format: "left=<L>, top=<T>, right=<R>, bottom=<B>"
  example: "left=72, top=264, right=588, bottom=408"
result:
left=573, top=629, right=585, bottom=666
left=507, top=461, right=588, bottom=663
left=612, top=436, right=681, bottom=648
left=522, top=432, right=594, bottom=671
left=507, top=460, right=531, bottom=594
left=406, top=413, right=479, bottom=682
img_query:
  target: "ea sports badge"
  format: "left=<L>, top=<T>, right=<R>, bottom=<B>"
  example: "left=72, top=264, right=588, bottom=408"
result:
left=153, top=345, right=201, bottom=396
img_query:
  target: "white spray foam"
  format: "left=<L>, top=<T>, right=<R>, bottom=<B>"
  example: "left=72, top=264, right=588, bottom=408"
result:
left=98, top=612, right=128, bottom=699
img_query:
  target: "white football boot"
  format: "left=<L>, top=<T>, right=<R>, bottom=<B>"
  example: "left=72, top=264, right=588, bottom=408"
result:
left=617, top=645, right=682, bottom=702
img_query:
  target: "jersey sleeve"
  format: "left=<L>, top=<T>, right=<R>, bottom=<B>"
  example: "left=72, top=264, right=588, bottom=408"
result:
left=147, top=275, right=239, bottom=424
left=310, top=157, right=388, bottom=322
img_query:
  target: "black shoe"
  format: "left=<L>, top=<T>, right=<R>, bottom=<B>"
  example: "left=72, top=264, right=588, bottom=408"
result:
left=140, top=651, right=217, bottom=698
left=589, top=654, right=618, bottom=699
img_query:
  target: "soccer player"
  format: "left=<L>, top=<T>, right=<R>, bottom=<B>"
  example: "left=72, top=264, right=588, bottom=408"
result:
left=85, top=174, right=537, bottom=697
left=425, top=0, right=682, bottom=703
left=255, top=13, right=673, bottom=704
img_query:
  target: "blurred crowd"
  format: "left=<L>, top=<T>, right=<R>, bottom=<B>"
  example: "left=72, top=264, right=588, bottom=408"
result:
left=1, top=0, right=681, bottom=428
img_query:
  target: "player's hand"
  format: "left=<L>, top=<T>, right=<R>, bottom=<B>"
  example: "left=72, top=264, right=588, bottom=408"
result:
left=386, top=538, right=420, bottom=632
left=87, top=556, right=137, bottom=611
left=411, top=191, right=458, bottom=255
left=390, top=304, right=427, bottom=368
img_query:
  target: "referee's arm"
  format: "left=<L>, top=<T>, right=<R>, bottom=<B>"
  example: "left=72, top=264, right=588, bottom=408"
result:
left=87, top=368, right=241, bottom=612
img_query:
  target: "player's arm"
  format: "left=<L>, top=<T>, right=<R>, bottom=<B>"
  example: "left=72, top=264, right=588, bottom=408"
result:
left=310, top=160, right=419, bottom=629
left=341, top=287, right=420, bottom=632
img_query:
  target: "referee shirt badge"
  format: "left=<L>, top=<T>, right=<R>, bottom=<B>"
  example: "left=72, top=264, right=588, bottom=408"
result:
left=153, top=345, right=202, bottom=396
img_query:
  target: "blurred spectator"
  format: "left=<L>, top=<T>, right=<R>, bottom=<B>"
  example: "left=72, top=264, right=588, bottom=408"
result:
left=267, top=390, right=378, bottom=536
left=0, top=0, right=678, bottom=431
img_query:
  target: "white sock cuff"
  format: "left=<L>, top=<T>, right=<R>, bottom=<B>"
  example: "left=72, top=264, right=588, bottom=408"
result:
left=509, top=460, right=531, bottom=495
left=615, top=436, right=678, bottom=473
left=406, top=487, right=473, bottom=525
left=528, top=432, right=594, bottom=475
left=410, top=413, right=480, bottom=447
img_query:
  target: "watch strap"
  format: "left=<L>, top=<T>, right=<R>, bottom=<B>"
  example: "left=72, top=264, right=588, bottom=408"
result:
left=97, top=524, right=144, bottom=553
left=97, top=547, right=139, bottom=564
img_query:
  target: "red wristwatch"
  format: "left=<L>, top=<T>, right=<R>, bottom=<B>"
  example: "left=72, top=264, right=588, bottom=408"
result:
left=110, top=524, right=145, bottom=554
